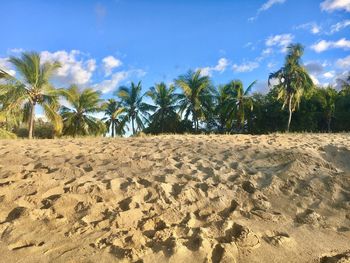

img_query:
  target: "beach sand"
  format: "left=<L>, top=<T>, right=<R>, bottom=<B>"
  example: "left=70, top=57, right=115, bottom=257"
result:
left=0, top=134, right=349, bottom=262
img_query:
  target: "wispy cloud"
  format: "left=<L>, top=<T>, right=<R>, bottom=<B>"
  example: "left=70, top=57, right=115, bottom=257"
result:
left=259, top=0, right=286, bottom=12
left=311, top=38, right=350, bottom=52
left=336, top=55, right=350, bottom=68
left=249, top=0, right=286, bottom=21
left=320, top=0, right=350, bottom=12
left=8, top=48, right=25, bottom=54
left=265, top=34, right=294, bottom=52
left=232, top=61, right=259, bottom=73
left=295, top=22, right=322, bottom=34
left=330, top=19, right=350, bottom=33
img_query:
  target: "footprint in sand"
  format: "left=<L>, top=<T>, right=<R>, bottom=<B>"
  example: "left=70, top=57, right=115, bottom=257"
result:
left=224, top=223, right=261, bottom=249
left=1, top=207, right=27, bottom=224
left=319, top=250, right=350, bottom=263
left=263, top=231, right=291, bottom=246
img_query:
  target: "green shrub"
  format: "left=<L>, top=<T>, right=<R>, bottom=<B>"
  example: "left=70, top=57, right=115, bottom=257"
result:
left=0, top=128, right=17, bottom=139
left=16, top=121, right=56, bottom=139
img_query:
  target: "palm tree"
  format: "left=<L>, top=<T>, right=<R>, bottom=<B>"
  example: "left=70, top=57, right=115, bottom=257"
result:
left=101, top=99, right=127, bottom=137
left=146, top=82, right=179, bottom=133
left=214, top=85, right=231, bottom=133
left=116, top=81, right=152, bottom=135
left=226, top=80, right=256, bottom=132
left=268, top=44, right=313, bottom=132
left=0, top=52, right=62, bottom=138
left=60, top=85, right=105, bottom=137
left=175, top=70, right=213, bottom=132
left=318, top=86, right=337, bottom=132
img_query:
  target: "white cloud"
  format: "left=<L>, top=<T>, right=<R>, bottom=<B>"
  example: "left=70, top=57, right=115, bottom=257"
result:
left=262, top=48, right=273, bottom=56
left=9, top=48, right=24, bottom=54
left=232, top=61, right=259, bottom=73
left=323, top=71, right=335, bottom=79
left=330, top=19, right=350, bottom=33
left=249, top=0, right=286, bottom=21
left=266, top=34, right=294, bottom=52
left=93, top=69, right=146, bottom=94
left=198, top=58, right=229, bottom=76
left=259, top=0, right=286, bottom=12
left=296, top=22, right=321, bottom=34
left=336, top=55, right=350, bottom=68
left=321, top=0, right=350, bottom=12
left=102, top=55, right=122, bottom=76
left=41, top=50, right=96, bottom=86
left=0, top=58, right=16, bottom=76
left=311, top=38, right=350, bottom=52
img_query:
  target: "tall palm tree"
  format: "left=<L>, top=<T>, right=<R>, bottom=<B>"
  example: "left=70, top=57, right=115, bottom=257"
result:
left=116, top=81, right=152, bottom=135
left=214, top=85, right=229, bottom=133
left=318, top=86, right=337, bottom=132
left=101, top=99, right=127, bottom=137
left=175, top=70, right=213, bottom=132
left=268, top=44, right=313, bottom=132
left=225, top=80, right=256, bottom=132
left=146, top=82, right=179, bottom=133
left=60, top=85, right=105, bottom=137
left=0, top=52, right=62, bottom=138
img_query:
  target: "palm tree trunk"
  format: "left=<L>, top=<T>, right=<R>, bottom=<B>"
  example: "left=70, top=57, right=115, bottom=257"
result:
left=327, top=114, right=331, bottom=133
left=111, top=121, right=115, bottom=138
left=287, top=95, right=293, bottom=132
left=161, top=111, right=164, bottom=134
left=195, top=117, right=198, bottom=133
left=28, top=102, right=35, bottom=139
left=132, top=117, right=135, bottom=135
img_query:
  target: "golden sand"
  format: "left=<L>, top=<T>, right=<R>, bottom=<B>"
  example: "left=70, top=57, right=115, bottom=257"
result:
left=0, top=134, right=349, bottom=262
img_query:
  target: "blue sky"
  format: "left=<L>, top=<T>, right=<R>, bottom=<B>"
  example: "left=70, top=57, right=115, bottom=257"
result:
left=0, top=0, right=349, bottom=102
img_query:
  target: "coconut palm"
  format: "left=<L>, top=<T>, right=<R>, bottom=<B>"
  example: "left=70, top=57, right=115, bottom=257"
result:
left=116, top=81, right=152, bottom=135
left=60, top=85, right=105, bottom=137
left=268, top=44, right=313, bottom=132
left=175, top=70, right=213, bottom=132
left=214, top=85, right=233, bottom=132
left=146, top=82, right=179, bottom=133
left=225, top=80, right=256, bottom=132
left=318, top=86, right=337, bottom=132
left=0, top=52, right=62, bottom=138
left=101, top=99, right=127, bottom=137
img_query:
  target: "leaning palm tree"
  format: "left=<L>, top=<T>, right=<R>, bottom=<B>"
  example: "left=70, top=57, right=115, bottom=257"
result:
left=60, top=85, right=105, bottom=137
left=101, top=99, right=127, bottom=137
left=268, top=44, right=313, bottom=132
left=116, top=81, right=152, bottom=135
left=0, top=52, right=62, bottom=138
left=175, top=70, right=213, bottom=132
left=146, top=82, right=179, bottom=133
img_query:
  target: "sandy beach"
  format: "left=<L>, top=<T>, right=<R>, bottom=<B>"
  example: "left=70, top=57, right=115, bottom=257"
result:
left=0, top=134, right=349, bottom=262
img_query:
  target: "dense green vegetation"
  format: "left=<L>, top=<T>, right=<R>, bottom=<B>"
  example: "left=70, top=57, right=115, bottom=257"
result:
left=0, top=44, right=349, bottom=138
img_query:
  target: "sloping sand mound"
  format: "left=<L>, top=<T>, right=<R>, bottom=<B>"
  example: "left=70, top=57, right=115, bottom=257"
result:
left=0, top=134, right=349, bottom=262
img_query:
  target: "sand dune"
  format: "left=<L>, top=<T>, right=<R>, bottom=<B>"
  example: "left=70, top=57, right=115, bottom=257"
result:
left=0, top=134, right=349, bottom=262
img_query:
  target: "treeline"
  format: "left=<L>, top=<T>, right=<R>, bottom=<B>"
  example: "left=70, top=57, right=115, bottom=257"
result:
left=0, top=44, right=350, bottom=139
